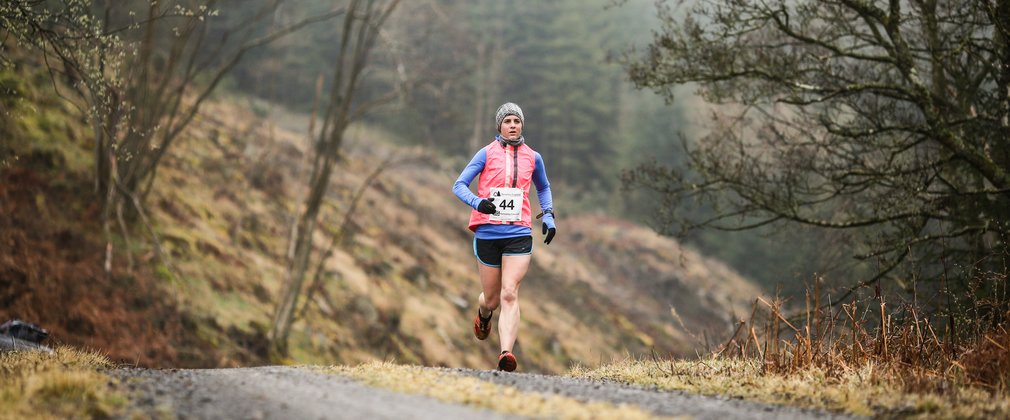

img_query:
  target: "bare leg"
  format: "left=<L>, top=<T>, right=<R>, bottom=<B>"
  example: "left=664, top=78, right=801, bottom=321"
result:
left=498, top=254, right=531, bottom=352
left=477, top=263, right=502, bottom=315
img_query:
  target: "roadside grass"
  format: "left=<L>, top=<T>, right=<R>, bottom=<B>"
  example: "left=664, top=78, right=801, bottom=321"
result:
left=0, top=347, right=125, bottom=419
left=570, top=357, right=1007, bottom=418
left=322, top=361, right=673, bottom=420
left=572, top=286, right=1010, bottom=419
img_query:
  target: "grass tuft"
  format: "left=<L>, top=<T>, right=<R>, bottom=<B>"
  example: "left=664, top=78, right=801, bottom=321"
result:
left=0, top=347, right=124, bottom=419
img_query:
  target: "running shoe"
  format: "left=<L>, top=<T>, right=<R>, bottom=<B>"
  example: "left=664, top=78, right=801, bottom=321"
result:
left=497, top=350, right=517, bottom=372
left=473, top=310, right=492, bottom=340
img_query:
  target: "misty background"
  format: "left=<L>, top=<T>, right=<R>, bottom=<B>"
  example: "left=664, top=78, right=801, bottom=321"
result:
left=216, top=0, right=849, bottom=296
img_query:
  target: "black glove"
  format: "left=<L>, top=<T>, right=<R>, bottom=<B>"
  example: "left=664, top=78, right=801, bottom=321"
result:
left=477, top=197, right=497, bottom=215
left=541, top=213, right=556, bottom=244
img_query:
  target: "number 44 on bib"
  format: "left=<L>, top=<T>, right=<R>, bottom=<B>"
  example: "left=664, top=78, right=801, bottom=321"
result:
left=489, top=187, right=522, bottom=222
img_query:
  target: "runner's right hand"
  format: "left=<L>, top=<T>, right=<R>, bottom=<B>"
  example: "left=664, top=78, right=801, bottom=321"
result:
left=477, top=197, right=497, bottom=214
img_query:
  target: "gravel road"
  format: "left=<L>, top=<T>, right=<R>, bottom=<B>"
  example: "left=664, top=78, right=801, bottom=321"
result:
left=111, top=366, right=517, bottom=420
left=112, top=366, right=862, bottom=419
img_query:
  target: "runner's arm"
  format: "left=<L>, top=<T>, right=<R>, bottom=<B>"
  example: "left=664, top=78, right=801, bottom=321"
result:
left=453, top=149, right=487, bottom=210
left=532, top=152, right=552, bottom=212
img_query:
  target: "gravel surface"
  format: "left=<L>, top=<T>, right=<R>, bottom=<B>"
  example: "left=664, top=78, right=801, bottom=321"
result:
left=111, top=366, right=519, bottom=420
left=111, top=365, right=865, bottom=420
left=450, top=368, right=863, bottom=420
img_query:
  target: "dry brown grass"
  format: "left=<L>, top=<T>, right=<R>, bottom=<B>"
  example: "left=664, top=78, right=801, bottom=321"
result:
left=0, top=347, right=125, bottom=419
left=572, top=276, right=1010, bottom=418
left=570, top=357, right=1008, bottom=418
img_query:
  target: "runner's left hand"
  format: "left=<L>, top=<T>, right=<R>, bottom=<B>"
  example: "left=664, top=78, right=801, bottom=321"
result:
left=542, top=213, right=556, bottom=244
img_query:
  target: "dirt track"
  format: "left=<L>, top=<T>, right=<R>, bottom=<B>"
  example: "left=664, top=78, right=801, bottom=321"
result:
left=112, top=366, right=861, bottom=419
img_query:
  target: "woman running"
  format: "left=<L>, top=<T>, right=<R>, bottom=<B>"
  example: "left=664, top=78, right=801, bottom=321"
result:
left=452, top=102, right=556, bottom=372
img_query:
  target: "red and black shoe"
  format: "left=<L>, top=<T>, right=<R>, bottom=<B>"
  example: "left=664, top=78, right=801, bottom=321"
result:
left=497, top=350, right=517, bottom=372
left=473, top=310, right=492, bottom=340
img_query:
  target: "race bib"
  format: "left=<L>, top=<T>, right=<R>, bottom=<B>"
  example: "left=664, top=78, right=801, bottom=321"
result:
left=488, top=187, right=522, bottom=222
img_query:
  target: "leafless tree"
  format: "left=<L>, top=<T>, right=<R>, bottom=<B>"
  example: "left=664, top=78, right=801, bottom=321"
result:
left=2, top=0, right=345, bottom=274
left=623, top=0, right=1010, bottom=301
left=269, top=0, right=401, bottom=357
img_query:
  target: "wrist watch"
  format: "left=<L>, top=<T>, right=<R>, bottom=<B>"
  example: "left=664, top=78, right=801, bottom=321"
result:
left=536, top=209, right=555, bottom=219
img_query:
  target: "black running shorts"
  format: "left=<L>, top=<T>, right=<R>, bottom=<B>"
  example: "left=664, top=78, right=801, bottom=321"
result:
left=473, top=236, right=533, bottom=267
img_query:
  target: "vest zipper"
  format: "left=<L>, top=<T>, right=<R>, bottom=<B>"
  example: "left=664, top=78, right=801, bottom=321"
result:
left=504, top=143, right=511, bottom=188
left=510, top=145, right=519, bottom=225
left=512, top=145, right=519, bottom=188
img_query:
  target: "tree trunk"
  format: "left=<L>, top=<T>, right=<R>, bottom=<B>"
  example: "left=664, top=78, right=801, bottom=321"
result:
left=269, top=153, right=336, bottom=356
left=268, top=0, right=401, bottom=358
left=469, top=41, right=487, bottom=152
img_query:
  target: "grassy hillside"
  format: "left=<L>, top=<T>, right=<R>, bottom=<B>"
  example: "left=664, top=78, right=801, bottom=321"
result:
left=1, top=63, right=762, bottom=373
left=1, top=62, right=217, bottom=367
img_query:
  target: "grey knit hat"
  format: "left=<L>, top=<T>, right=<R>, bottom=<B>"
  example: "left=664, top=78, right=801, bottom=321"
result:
left=495, top=102, right=524, bottom=131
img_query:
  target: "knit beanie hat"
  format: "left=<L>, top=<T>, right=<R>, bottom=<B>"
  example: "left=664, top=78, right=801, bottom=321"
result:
left=495, top=102, right=524, bottom=131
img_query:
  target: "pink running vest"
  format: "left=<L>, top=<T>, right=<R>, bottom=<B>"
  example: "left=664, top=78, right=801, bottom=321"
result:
left=468, top=140, right=537, bottom=232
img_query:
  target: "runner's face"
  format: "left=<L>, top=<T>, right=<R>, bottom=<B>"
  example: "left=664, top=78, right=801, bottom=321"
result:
left=499, top=115, right=522, bottom=140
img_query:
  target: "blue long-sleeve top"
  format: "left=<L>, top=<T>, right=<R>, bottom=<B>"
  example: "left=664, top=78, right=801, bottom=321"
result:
left=453, top=146, right=553, bottom=240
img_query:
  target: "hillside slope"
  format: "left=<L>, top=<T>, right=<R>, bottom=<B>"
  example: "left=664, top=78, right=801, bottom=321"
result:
left=1, top=65, right=762, bottom=372
left=140, top=98, right=762, bottom=372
